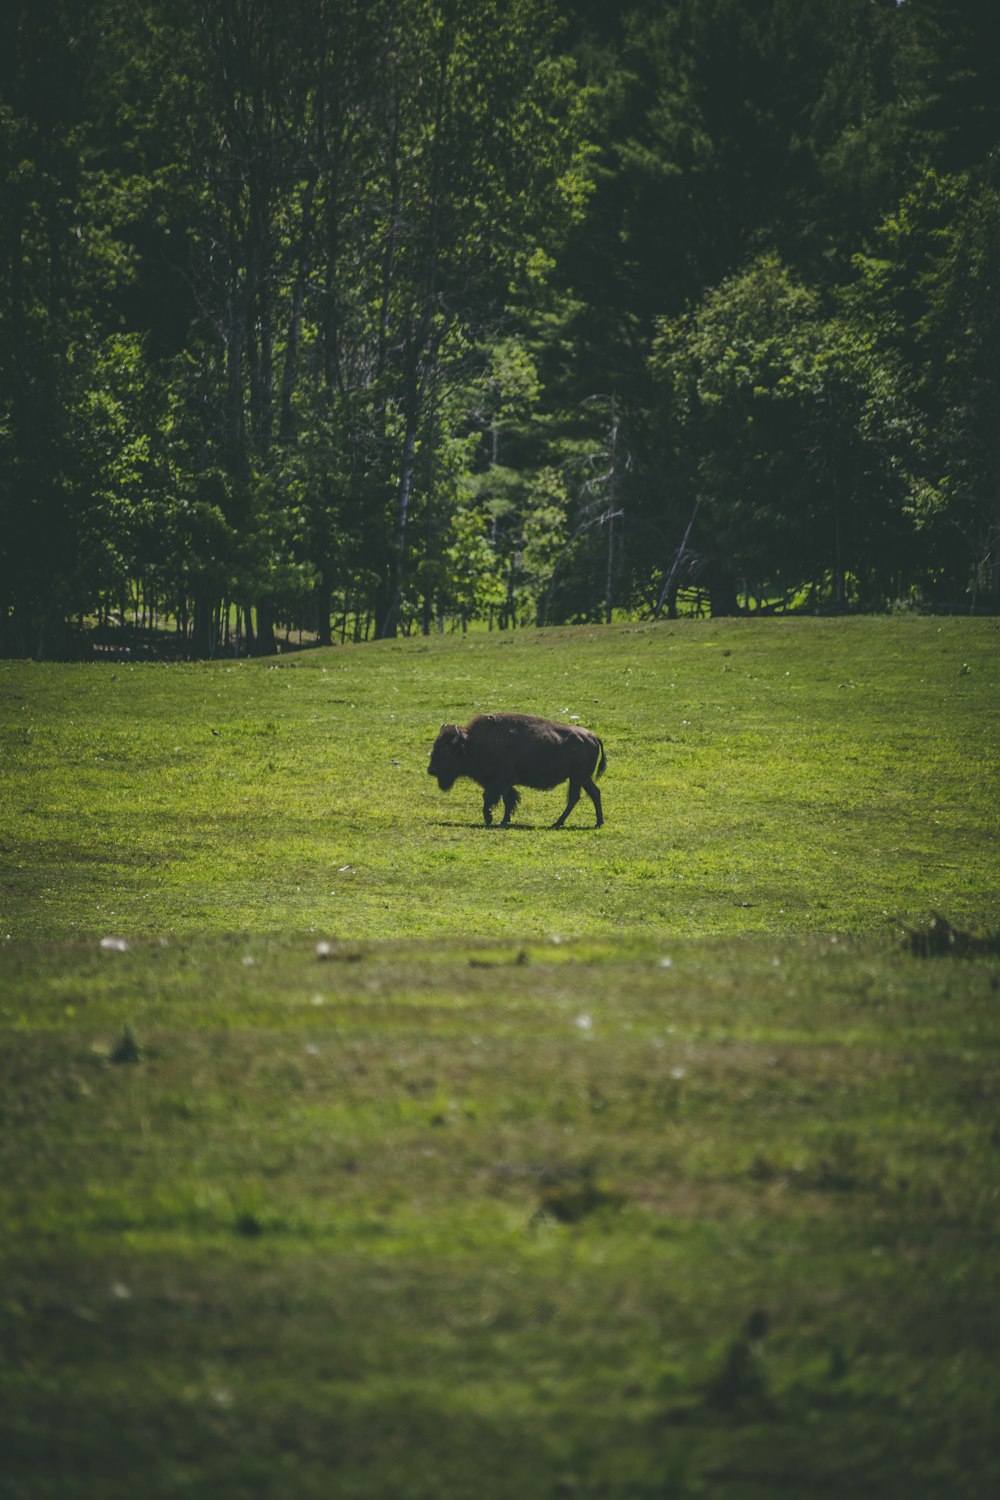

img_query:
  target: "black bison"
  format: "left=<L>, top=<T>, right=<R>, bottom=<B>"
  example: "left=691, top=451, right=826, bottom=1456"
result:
left=428, top=712, right=606, bottom=828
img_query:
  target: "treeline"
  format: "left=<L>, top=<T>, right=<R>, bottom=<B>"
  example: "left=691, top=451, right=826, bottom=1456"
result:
left=1, top=0, right=998, bottom=658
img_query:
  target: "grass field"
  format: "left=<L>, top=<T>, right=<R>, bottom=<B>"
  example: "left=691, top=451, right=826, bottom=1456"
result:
left=1, top=616, right=998, bottom=1498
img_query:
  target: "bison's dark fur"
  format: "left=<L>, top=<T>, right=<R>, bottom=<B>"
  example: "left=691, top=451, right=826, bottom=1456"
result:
left=428, top=712, right=606, bottom=828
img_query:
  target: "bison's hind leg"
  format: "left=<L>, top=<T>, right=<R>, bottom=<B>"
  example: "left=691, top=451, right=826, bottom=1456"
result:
left=584, top=777, right=604, bottom=827
left=551, top=778, right=604, bottom=829
left=550, top=780, right=582, bottom=829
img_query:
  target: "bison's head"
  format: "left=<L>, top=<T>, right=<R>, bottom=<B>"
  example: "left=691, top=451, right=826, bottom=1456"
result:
left=428, top=723, right=466, bottom=790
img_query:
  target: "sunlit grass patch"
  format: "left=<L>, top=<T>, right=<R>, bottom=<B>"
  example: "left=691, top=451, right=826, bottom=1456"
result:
left=2, top=616, right=997, bottom=941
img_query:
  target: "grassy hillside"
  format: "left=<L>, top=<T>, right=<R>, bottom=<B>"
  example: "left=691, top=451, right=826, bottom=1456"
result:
left=1, top=617, right=998, bottom=1499
left=1, top=615, right=997, bottom=940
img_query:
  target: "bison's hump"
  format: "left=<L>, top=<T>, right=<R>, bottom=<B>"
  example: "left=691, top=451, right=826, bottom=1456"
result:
left=473, top=712, right=581, bottom=738
left=464, top=713, right=600, bottom=768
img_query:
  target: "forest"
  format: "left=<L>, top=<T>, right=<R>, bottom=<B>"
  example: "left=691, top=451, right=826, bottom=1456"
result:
left=1, top=0, right=998, bottom=658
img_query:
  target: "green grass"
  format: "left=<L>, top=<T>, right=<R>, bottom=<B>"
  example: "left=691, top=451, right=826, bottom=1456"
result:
left=1, top=615, right=997, bottom=940
left=1, top=617, right=998, bottom=1498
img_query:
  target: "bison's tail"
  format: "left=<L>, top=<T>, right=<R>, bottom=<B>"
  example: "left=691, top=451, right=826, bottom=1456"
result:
left=594, top=738, right=607, bottom=780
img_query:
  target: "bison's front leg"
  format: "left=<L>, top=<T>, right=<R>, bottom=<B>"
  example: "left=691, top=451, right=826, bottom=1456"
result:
left=482, top=784, right=505, bottom=827
left=499, top=786, right=521, bottom=827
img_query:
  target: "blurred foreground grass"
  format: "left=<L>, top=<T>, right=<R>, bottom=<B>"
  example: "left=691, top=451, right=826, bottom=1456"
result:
left=2, top=931, right=998, bottom=1498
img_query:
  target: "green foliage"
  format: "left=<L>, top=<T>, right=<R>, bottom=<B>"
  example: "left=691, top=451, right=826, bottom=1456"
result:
left=651, top=253, right=913, bottom=605
left=861, top=169, right=1000, bottom=601
left=1, top=0, right=591, bottom=652
left=3, top=0, right=1000, bottom=652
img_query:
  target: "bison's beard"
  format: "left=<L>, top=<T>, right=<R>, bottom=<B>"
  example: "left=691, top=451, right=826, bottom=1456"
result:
left=434, top=771, right=457, bottom=791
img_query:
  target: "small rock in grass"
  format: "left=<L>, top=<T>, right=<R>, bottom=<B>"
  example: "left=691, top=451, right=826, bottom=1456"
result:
left=110, top=1027, right=142, bottom=1065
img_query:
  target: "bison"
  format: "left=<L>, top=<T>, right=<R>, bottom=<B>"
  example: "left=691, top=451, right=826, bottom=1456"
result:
left=428, top=712, right=606, bottom=828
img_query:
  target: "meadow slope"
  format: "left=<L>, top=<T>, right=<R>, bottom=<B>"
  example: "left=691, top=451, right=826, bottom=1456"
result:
left=1, top=617, right=998, bottom=1500
left=1, top=615, right=997, bottom=941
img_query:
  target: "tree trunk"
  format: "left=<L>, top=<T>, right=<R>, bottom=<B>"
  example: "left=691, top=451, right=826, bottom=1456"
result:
left=604, top=507, right=615, bottom=625
left=192, top=591, right=216, bottom=658
left=316, top=572, right=333, bottom=647
left=705, top=561, right=739, bottom=617
left=254, top=601, right=277, bottom=656
left=379, top=396, right=419, bottom=638
left=279, top=168, right=318, bottom=442
left=654, top=501, right=700, bottom=619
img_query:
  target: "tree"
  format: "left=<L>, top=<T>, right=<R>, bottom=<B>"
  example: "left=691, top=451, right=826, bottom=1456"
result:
left=650, top=253, right=913, bottom=611
left=861, top=170, right=1000, bottom=606
left=3, top=0, right=997, bottom=655
left=0, top=0, right=139, bottom=655
left=363, top=0, right=588, bottom=636
left=903, top=0, right=1000, bottom=173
